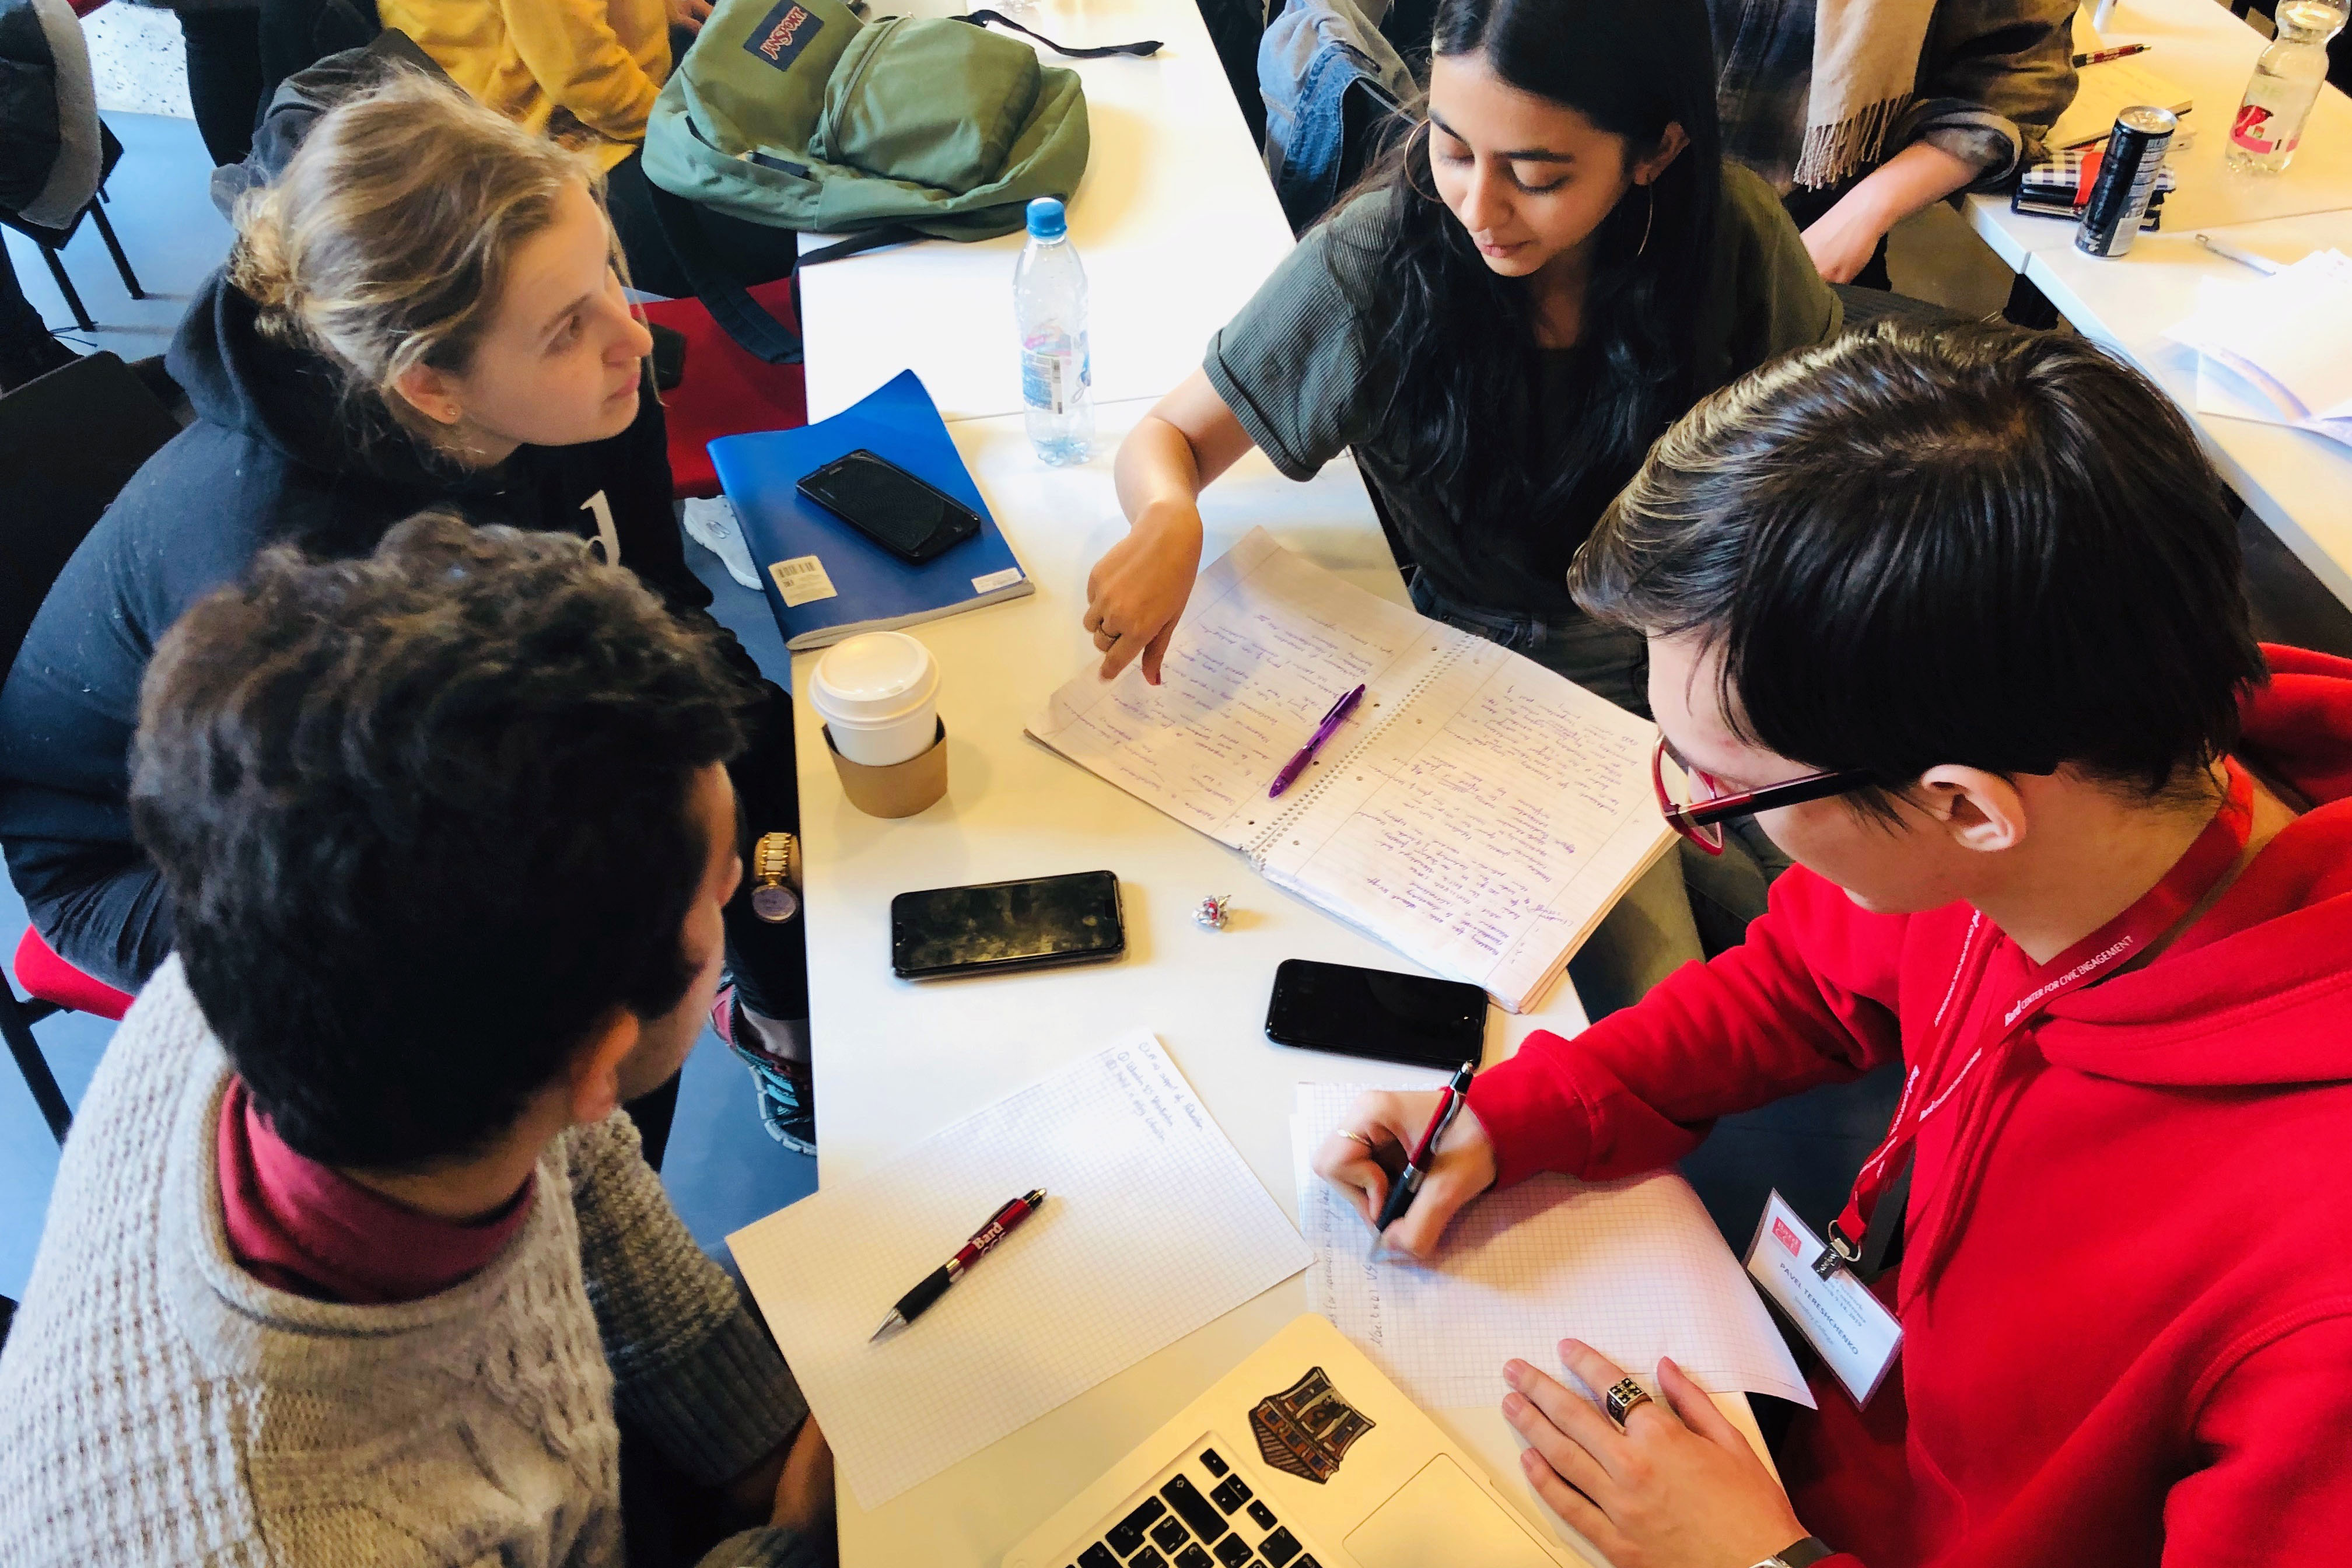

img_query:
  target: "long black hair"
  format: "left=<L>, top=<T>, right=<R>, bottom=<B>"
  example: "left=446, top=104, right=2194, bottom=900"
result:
left=1342, top=0, right=1722, bottom=574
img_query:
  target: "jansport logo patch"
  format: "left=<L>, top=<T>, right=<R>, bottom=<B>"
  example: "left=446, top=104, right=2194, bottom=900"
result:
left=743, top=0, right=824, bottom=70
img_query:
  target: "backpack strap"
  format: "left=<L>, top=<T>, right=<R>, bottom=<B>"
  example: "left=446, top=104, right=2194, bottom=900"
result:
left=958, top=10, right=1161, bottom=57
left=645, top=181, right=931, bottom=363
left=800, top=224, right=925, bottom=264
left=645, top=178, right=807, bottom=364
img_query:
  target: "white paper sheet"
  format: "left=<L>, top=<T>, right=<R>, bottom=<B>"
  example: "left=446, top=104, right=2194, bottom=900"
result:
left=1291, top=1083, right=1811, bottom=1412
left=2169, top=250, right=2352, bottom=448
left=729, top=1035, right=1310, bottom=1507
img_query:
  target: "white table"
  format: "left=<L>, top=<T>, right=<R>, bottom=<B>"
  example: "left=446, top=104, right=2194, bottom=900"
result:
left=794, top=0, right=1296, bottom=422
left=1963, top=0, right=2352, bottom=270
left=1953, top=0, right=2352, bottom=607
left=2022, top=209, right=2352, bottom=606
left=788, top=398, right=1768, bottom=1567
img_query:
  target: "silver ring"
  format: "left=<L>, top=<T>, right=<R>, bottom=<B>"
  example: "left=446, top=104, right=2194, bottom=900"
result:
left=1604, top=1377, right=1653, bottom=1426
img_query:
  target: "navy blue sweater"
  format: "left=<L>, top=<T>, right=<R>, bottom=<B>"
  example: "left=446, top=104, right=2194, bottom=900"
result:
left=0, top=271, right=757, bottom=992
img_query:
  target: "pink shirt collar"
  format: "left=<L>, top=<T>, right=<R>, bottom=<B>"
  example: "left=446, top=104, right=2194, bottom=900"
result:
left=215, top=1075, right=535, bottom=1305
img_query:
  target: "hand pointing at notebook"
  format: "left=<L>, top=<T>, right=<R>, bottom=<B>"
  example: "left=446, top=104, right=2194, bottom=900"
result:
left=1312, top=1087, right=1498, bottom=1257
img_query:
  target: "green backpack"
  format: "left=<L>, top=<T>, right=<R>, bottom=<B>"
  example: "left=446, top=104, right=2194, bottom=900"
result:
left=643, top=0, right=1130, bottom=244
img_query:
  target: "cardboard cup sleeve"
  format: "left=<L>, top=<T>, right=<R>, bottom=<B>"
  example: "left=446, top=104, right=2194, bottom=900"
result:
left=823, top=718, right=948, bottom=818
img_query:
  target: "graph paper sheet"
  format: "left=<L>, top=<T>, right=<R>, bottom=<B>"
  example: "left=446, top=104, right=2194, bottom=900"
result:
left=1290, top=1083, right=1810, bottom=1412
left=729, top=1035, right=1310, bottom=1507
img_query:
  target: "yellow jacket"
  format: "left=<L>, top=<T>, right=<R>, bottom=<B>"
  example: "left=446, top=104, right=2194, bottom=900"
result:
left=378, top=0, right=671, bottom=171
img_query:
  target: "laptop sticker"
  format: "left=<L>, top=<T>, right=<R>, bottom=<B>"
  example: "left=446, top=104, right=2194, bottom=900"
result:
left=1250, top=1367, right=1376, bottom=1483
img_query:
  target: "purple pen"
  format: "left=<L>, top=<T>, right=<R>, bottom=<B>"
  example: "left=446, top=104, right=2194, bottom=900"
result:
left=1268, top=684, right=1366, bottom=797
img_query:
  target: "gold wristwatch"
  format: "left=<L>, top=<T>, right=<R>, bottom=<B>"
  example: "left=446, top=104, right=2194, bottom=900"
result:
left=751, top=831, right=800, bottom=923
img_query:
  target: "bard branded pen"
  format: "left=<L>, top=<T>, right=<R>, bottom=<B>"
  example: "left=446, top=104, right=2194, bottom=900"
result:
left=871, top=1188, right=1048, bottom=1340
left=1371, top=1060, right=1478, bottom=1250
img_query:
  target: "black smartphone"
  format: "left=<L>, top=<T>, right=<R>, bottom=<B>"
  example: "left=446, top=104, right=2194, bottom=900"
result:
left=1264, top=958, right=1488, bottom=1069
left=796, top=449, right=983, bottom=565
left=890, top=870, right=1125, bottom=980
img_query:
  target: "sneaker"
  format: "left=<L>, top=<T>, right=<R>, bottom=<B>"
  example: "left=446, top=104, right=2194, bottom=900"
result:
left=712, top=984, right=816, bottom=1155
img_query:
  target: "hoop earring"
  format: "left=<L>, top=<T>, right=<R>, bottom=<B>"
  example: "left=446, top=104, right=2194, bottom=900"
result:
left=1402, top=117, right=1441, bottom=202
left=1636, top=181, right=1655, bottom=259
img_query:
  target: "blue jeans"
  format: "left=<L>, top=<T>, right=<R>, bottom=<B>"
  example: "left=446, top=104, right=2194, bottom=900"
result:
left=1407, top=573, right=1650, bottom=715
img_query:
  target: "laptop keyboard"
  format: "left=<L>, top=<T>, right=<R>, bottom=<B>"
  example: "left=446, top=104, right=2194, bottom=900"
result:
left=1072, top=1447, right=1322, bottom=1568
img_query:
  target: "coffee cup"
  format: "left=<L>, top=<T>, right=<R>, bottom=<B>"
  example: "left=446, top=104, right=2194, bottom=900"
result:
left=811, top=633, right=949, bottom=816
left=810, top=632, right=940, bottom=766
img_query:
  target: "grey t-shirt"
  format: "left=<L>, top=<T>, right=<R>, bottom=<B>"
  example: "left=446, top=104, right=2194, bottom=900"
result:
left=1205, top=162, right=1839, bottom=618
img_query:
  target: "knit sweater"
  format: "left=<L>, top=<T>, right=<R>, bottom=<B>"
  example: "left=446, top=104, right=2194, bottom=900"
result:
left=0, top=958, right=812, bottom=1568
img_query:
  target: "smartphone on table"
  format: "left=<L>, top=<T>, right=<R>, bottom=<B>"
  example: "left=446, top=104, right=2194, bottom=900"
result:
left=890, top=870, right=1125, bottom=979
left=796, top=448, right=982, bottom=564
left=1264, top=958, right=1488, bottom=1069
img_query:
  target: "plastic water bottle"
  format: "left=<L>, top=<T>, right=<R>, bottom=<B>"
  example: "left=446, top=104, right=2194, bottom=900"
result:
left=2228, top=0, right=2348, bottom=174
left=1014, top=197, right=1093, bottom=466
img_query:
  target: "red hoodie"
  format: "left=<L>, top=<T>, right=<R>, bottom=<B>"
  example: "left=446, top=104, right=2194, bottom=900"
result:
left=1466, top=647, right=2352, bottom=1568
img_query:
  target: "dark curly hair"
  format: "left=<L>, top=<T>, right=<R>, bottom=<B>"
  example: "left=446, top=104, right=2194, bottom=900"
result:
left=130, top=513, right=755, bottom=1170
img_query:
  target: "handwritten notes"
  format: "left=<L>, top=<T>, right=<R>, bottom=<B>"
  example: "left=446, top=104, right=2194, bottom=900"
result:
left=1261, top=648, right=1661, bottom=1010
left=1028, top=529, right=1441, bottom=844
left=730, top=1035, right=1309, bottom=1507
left=1290, top=1083, right=1810, bottom=1412
left=1028, top=532, right=1672, bottom=1012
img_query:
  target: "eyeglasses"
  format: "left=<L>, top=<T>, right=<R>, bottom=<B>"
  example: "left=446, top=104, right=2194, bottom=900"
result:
left=1650, top=737, right=1877, bottom=855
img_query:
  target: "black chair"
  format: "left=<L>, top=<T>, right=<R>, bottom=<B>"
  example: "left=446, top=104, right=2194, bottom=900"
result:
left=0, top=126, right=144, bottom=337
left=0, top=350, right=182, bottom=1144
left=1832, top=281, right=1973, bottom=334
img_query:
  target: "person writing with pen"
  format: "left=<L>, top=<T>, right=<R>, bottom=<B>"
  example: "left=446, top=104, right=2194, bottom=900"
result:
left=1315, top=324, right=2352, bottom=1567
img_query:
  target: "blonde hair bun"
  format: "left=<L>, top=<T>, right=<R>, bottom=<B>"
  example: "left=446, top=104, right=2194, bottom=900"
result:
left=227, top=70, right=611, bottom=446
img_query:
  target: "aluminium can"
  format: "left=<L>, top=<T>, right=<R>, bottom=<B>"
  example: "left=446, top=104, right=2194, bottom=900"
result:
left=2076, top=106, right=2179, bottom=257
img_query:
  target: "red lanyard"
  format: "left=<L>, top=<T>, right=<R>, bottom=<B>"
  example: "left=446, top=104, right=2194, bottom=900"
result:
left=1815, top=761, right=2256, bottom=1279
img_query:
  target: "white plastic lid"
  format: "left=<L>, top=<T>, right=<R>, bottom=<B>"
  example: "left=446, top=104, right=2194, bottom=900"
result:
left=810, top=631, right=939, bottom=722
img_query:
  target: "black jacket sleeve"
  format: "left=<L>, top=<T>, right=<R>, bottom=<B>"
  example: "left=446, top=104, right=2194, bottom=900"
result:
left=586, top=372, right=777, bottom=704
left=0, top=425, right=305, bottom=992
left=579, top=378, right=806, bottom=1016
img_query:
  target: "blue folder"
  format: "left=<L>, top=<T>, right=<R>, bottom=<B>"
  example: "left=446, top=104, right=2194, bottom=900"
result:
left=709, top=370, right=1034, bottom=650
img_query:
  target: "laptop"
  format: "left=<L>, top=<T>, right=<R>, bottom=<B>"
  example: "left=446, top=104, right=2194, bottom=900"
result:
left=1003, top=1314, right=1581, bottom=1568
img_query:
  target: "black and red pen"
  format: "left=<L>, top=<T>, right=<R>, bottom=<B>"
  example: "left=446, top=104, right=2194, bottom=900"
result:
left=1370, top=1060, right=1477, bottom=1249
left=870, top=1188, right=1048, bottom=1340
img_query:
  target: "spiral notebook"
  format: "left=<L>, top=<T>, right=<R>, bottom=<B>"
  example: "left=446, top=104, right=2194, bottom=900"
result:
left=1026, top=530, right=1673, bottom=1012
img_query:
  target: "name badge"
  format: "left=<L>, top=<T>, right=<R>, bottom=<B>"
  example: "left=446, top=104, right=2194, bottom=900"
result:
left=1744, top=1189, right=1903, bottom=1407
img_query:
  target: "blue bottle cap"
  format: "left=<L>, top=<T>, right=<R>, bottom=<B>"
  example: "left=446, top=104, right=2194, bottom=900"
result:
left=1026, top=197, right=1068, bottom=240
